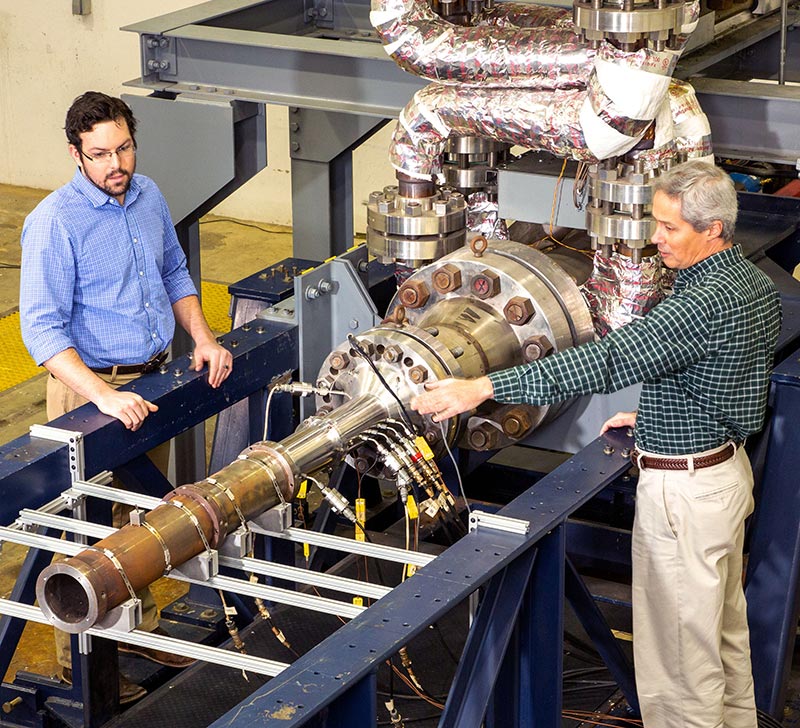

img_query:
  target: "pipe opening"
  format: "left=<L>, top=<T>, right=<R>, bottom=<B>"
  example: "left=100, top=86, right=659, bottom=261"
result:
left=42, top=572, right=90, bottom=625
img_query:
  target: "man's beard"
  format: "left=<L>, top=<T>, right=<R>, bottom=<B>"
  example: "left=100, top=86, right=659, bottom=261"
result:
left=87, top=168, right=132, bottom=198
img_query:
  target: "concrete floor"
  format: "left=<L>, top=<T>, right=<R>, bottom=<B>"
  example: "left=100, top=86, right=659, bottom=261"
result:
left=0, top=182, right=293, bottom=683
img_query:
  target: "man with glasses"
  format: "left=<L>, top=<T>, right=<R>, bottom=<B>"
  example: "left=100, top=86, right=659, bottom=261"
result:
left=19, top=91, right=233, bottom=702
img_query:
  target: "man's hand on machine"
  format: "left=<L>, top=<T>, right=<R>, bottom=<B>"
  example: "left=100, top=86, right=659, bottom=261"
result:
left=410, top=376, right=495, bottom=422
left=600, top=410, right=637, bottom=434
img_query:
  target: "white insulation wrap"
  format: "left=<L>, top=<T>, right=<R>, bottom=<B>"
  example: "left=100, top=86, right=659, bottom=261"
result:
left=370, top=0, right=594, bottom=88
left=373, top=0, right=707, bottom=178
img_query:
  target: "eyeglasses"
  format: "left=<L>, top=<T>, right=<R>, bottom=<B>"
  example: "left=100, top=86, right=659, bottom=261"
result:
left=79, top=141, right=136, bottom=164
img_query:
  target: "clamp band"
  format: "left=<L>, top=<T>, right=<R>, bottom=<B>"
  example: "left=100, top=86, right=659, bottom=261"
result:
left=164, top=499, right=213, bottom=554
left=139, top=519, right=173, bottom=574
left=88, top=546, right=138, bottom=603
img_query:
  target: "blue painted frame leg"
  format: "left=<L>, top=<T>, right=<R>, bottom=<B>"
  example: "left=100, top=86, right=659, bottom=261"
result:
left=519, top=526, right=565, bottom=728
left=439, top=547, right=538, bottom=728
left=564, top=556, right=639, bottom=714
left=746, top=371, right=800, bottom=717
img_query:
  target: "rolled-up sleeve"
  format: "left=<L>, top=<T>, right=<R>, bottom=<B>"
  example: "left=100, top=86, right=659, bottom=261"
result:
left=158, top=195, right=197, bottom=304
left=19, top=212, right=77, bottom=366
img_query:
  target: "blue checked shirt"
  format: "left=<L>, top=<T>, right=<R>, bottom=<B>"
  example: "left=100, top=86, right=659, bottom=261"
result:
left=20, top=169, right=197, bottom=369
left=489, top=246, right=782, bottom=455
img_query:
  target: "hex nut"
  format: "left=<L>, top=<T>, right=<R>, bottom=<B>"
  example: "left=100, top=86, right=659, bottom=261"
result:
left=501, top=409, right=533, bottom=438
left=468, top=423, right=499, bottom=450
left=383, top=345, right=403, bottom=363
left=432, top=263, right=462, bottom=294
left=409, top=366, right=428, bottom=384
left=329, top=351, right=350, bottom=370
left=398, top=280, right=430, bottom=309
left=504, top=296, right=535, bottom=325
left=521, top=334, right=554, bottom=362
left=471, top=270, right=501, bottom=299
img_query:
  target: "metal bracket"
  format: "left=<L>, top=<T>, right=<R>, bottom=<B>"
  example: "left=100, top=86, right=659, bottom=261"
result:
left=171, top=550, right=219, bottom=581
left=295, top=247, right=381, bottom=419
left=219, top=525, right=255, bottom=559
left=142, top=34, right=176, bottom=78
left=30, top=424, right=85, bottom=482
left=94, top=598, right=142, bottom=633
left=468, top=510, right=530, bottom=536
left=250, top=503, right=293, bottom=534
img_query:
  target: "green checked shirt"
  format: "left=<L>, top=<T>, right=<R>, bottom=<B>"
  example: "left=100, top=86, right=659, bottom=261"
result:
left=488, top=246, right=782, bottom=455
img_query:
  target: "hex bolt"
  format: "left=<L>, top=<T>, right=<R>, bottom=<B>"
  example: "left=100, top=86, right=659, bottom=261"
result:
left=471, top=270, right=501, bottom=299
left=521, top=335, right=554, bottom=362
left=378, top=199, right=392, bottom=213
left=305, top=286, right=320, bottom=300
left=173, top=368, right=183, bottom=377
left=255, top=325, right=265, bottom=334
left=318, top=280, right=333, bottom=294
left=621, top=447, right=632, bottom=458
left=603, top=445, right=615, bottom=456
left=409, top=366, right=429, bottom=384
left=398, top=280, right=430, bottom=308
left=330, top=351, right=350, bottom=370
left=432, top=263, right=462, bottom=294
left=468, top=423, right=499, bottom=450
left=404, top=201, right=422, bottom=216
left=2, top=698, right=22, bottom=714
left=501, top=409, right=532, bottom=438
left=383, top=345, right=403, bottom=363
left=159, top=364, right=168, bottom=374
left=504, top=296, right=535, bottom=325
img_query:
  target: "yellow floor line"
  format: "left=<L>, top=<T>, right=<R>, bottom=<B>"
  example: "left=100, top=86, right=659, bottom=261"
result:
left=0, top=311, right=40, bottom=391
left=0, top=282, right=232, bottom=393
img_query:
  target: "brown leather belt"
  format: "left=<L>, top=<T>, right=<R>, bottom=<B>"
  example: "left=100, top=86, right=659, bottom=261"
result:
left=90, top=351, right=168, bottom=376
left=631, top=442, right=737, bottom=471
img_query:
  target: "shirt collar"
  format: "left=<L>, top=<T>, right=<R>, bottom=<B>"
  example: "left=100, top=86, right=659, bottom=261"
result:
left=674, top=245, right=743, bottom=290
left=69, top=167, right=142, bottom=209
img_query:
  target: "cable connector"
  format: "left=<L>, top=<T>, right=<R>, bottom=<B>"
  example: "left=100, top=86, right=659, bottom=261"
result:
left=314, top=480, right=357, bottom=524
left=272, top=381, right=326, bottom=397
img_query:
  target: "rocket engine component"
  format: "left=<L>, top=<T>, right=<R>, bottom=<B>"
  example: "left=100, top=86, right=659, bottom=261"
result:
left=36, top=241, right=593, bottom=633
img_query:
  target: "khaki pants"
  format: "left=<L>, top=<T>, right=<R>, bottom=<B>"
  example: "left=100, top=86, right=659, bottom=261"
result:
left=632, top=444, right=757, bottom=728
left=48, top=372, right=166, bottom=668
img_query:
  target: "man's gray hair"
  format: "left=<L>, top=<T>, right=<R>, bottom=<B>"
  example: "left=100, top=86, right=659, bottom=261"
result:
left=652, top=160, right=737, bottom=242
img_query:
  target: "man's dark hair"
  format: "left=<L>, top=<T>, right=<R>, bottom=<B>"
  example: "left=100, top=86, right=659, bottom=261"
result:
left=65, top=92, right=137, bottom=148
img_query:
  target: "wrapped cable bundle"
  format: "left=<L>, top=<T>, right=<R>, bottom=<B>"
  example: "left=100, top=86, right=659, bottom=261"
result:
left=370, top=0, right=593, bottom=89
left=582, top=251, right=674, bottom=336
left=466, top=192, right=509, bottom=239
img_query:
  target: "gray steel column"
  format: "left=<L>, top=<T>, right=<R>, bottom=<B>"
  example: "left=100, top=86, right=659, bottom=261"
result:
left=288, top=108, right=388, bottom=258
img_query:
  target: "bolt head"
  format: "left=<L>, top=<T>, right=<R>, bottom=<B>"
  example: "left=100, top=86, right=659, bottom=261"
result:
left=398, top=280, right=430, bottom=308
left=521, top=335, right=553, bottom=362
left=409, top=366, right=428, bottom=384
left=504, top=296, right=535, bottom=325
left=329, top=351, right=350, bottom=370
left=432, top=263, right=462, bottom=294
left=471, top=270, right=501, bottom=299
left=383, top=345, right=403, bottom=363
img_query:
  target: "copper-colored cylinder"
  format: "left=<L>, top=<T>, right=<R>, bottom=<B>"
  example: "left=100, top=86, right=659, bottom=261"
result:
left=37, top=454, right=289, bottom=633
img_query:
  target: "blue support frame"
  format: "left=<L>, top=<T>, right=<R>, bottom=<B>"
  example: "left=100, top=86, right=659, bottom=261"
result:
left=209, top=433, right=636, bottom=728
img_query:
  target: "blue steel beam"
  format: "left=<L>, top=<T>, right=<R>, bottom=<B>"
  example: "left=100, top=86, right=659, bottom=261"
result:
left=209, top=432, right=635, bottom=728
left=746, top=353, right=800, bottom=718
left=440, top=547, right=538, bottom=728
